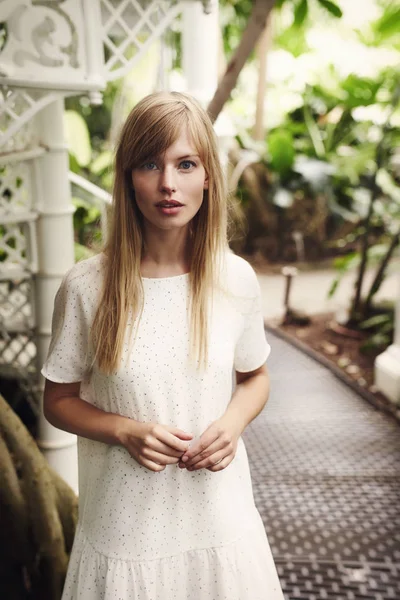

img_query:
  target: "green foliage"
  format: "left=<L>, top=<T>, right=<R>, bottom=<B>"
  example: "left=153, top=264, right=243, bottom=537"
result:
left=74, top=242, right=97, bottom=263
left=220, top=0, right=344, bottom=59
left=294, top=0, right=308, bottom=26
left=358, top=304, right=395, bottom=353
left=64, top=110, right=92, bottom=168
left=341, top=75, right=381, bottom=109
left=220, top=0, right=254, bottom=58
left=327, top=244, right=393, bottom=298
left=316, top=0, right=342, bottom=18
left=72, top=197, right=102, bottom=248
left=267, top=129, right=295, bottom=177
left=372, top=1, right=400, bottom=43
left=274, top=22, right=309, bottom=56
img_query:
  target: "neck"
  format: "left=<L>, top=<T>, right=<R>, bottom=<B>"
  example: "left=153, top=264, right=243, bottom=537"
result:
left=141, top=224, right=193, bottom=270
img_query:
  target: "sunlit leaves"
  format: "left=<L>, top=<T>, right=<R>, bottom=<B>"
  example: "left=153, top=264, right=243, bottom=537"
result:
left=316, top=0, right=343, bottom=18
left=294, top=0, right=308, bottom=26
left=64, top=110, right=92, bottom=168
left=341, top=75, right=381, bottom=109
left=372, top=1, right=400, bottom=42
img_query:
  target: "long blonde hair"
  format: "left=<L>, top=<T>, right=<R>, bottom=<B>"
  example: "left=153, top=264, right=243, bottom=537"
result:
left=91, top=91, right=233, bottom=374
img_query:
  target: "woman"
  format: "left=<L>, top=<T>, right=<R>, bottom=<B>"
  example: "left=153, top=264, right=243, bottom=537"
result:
left=42, top=91, right=284, bottom=599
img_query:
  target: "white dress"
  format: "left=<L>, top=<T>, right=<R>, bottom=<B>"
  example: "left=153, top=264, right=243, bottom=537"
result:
left=41, top=251, right=284, bottom=600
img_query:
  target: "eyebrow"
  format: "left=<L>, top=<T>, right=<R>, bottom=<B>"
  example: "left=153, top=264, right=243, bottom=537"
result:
left=175, top=154, right=200, bottom=160
left=143, top=153, right=200, bottom=164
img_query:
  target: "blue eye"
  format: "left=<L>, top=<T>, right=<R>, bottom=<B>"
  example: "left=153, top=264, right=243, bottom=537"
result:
left=143, top=162, right=157, bottom=170
left=180, top=160, right=196, bottom=170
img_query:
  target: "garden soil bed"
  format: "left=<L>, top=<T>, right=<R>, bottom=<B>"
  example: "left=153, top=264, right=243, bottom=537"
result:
left=267, top=311, right=400, bottom=423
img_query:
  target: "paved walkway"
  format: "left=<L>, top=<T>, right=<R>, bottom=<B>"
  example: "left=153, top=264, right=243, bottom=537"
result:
left=244, top=330, right=400, bottom=600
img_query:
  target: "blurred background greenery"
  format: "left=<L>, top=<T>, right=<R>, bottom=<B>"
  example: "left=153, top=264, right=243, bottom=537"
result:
left=65, top=0, right=400, bottom=353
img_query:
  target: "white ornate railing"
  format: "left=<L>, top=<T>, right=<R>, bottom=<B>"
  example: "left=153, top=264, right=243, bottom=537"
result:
left=69, top=170, right=112, bottom=242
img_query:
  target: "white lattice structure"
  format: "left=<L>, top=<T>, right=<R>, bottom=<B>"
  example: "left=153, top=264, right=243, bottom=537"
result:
left=0, top=0, right=220, bottom=491
left=101, top=0, right=182, bottom=80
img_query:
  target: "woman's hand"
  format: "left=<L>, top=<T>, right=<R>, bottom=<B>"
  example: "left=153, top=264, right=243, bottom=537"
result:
left=118, top=419, right=193, bottom=472
left=178, top=416, right=242, bottom=472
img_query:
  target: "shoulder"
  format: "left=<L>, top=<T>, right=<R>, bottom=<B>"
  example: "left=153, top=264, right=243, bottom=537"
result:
left=63, top=252, right=105, bottom=283
left=62, top=253, right=105, bottom=290
left=58, top=253, right=105, bottom=311
left=224, top=251, right=260, bottom=294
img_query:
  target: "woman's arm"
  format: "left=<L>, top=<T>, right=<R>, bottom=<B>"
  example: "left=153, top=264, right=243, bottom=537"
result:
left=43, top=379, right=193, bottom=472
left=43, top=379, right=131, bottom=445
left=222, top=362, right=270, bottom=436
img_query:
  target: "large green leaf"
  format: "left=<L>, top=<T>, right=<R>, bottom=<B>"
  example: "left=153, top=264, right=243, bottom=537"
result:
left=341, top=75, right=380, bottom=108
left=275, top=24, right=309, bottom=57
left=372, top=3, right=400, bottom=41
left=64, top=110, right=92, bottom=168
left=268, top=129, right=295, bottom=176
left=294, top=0, right=308, bottom=26
left=317, top=0, right=343, bottom=18
left=303, top=105, right=325, bottom=158
left=359, top=313, right=392, bottom=330
left=91, top=150, right=113, bottom=175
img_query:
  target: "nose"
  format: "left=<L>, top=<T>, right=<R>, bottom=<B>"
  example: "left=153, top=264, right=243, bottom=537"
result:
left=159, top=166, right=177, bottom=194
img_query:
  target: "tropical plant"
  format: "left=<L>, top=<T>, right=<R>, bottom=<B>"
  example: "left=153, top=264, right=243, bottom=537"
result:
left=208, top=0, right=344, bottom=122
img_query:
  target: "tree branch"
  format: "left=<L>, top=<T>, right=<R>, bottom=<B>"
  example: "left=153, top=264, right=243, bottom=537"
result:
left=207, top=0, right=276, bottom=123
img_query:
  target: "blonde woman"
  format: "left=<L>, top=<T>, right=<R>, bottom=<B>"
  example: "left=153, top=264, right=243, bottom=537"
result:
left=42, top=91, right=284, bottom=600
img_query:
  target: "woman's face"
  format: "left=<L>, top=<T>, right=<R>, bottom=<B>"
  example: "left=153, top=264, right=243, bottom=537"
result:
left=131, top=126, right=208, bottom=233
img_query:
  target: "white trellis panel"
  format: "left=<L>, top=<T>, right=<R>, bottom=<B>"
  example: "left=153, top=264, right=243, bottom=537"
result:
left=0, top=86, right=58, bottom=148
left=0, top=154, right=39, bottom=276
left=0, top=155, right=38, bottom=378
left=0, top=0, right=93, bottom=92
left=101, top=0, right=182, bottom=81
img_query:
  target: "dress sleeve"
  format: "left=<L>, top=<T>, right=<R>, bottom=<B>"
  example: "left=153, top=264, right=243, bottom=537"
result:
left=41, top=272, right=90, bottom=383
left=233, top=263, right=271, bottom=373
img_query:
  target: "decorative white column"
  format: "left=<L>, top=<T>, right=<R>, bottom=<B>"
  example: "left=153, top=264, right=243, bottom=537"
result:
left=375, top=274, right=400, bottom=405
left=182, top=0, right=219, bottom=105
left=34, top=98, right=78, bottom=493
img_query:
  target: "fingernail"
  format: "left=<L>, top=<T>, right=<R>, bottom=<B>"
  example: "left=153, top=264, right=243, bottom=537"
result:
left=182, top=456, right=188, bottom=462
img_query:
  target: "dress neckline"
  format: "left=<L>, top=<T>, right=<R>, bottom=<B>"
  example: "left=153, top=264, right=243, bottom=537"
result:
left=141, top=272, right=190, bottom=281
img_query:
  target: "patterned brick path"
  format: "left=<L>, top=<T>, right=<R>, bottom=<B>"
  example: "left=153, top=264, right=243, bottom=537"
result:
left=243, top=330, right=400, bottom=600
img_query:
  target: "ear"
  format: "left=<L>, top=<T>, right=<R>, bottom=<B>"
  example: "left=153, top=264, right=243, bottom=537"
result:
left=203, top=175, right=209, bottom=190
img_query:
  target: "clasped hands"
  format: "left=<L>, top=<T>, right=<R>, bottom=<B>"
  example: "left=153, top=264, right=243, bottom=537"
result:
left=179, top=416, right=242, bottom=472
left=120, top=414, right=242, bottom=473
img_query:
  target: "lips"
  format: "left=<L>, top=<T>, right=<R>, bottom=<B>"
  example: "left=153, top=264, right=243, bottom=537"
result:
left=156, top=200, right=183, bottom=207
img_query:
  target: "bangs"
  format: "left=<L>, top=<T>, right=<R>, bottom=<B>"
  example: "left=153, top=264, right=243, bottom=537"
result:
left=124, top=100, right=208, bottom=172
left=128, top=109, right=188, bottom=169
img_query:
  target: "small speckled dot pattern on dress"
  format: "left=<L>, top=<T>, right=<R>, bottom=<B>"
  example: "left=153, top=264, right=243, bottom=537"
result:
left=41, top=251, right=284, bottom=600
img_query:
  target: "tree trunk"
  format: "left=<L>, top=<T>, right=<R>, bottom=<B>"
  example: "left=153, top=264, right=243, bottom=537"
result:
left=253, top=13, right=273, bottom=140
left=363, top=228, right=400, bottom=316
left=207, top=0, right=276, bottom=123
left=0, top=395, right=78, bottom=599
left=350, top=182, right=377, bottom=322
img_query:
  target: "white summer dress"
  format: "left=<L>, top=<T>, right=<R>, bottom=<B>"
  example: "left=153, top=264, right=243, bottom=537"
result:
left=41, top=250, right=284, bottom=600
